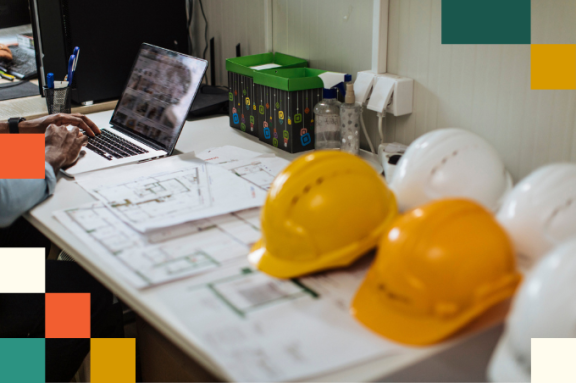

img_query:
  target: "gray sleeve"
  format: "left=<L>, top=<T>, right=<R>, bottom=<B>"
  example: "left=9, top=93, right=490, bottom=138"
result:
left=0, top=162, right=57, bottom=228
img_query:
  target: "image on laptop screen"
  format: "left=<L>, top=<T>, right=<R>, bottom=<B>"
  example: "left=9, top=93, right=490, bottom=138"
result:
left=111, top=44, right=207, bottom=151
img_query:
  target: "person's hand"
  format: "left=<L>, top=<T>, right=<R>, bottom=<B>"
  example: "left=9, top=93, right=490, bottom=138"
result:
left=45, top=124, right=89, bottom=173
left=20, top=113, right=101, bottom=137
left=0, top=44, right=12, bottom=61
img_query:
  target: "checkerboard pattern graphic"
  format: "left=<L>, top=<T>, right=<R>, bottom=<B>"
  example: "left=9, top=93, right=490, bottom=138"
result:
left=442, top=0, right=575, bottom=90
left=0, top=249, right=135, bottom=382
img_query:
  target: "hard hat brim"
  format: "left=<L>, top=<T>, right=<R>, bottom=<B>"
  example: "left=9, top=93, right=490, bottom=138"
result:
left=248, top=237, right=378, bottom=279
left=487, top=331, right=530, bottom=382
left=350, top=267, right=512, bottom=346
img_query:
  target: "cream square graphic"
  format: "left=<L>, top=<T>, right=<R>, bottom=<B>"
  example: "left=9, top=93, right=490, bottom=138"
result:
left=532, top=338, right=576, bottom=383
left=0, top=248, right=45, bottom=293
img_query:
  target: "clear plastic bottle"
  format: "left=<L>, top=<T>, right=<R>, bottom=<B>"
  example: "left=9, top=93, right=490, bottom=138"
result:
left=340, top=83, right=361, bottom=154
left=314, top=89, right=342, bottom=149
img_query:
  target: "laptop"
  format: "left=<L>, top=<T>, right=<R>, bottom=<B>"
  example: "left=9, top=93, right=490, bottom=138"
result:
left=63, top=43, right=208, bottom=176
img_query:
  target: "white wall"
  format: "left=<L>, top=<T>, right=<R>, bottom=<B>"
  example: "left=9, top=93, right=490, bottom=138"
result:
left=272, top=0, right=376, bottom=149
left=194, top=0, right=576, bottom=181
left=190, top=0, right=267, bottom=87
left=385, top=0, right=576, bottom=181
left=272, top=0, right=373, bottom=76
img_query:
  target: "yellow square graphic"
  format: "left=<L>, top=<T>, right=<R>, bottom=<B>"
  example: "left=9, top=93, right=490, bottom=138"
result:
left=531, top=44, right=576, bottom=90
left=91, top=338, right=136, bottom=383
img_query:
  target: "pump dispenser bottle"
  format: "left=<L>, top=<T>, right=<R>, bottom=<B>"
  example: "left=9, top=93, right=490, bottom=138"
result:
left=340, top=82, right=362, bottom=154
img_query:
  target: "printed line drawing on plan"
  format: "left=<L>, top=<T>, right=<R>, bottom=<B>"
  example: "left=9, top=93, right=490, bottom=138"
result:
left=92, top=168, right=210, bottom=224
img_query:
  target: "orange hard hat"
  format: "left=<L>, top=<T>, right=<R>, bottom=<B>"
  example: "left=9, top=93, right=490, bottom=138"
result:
left=351, top=199, right=521, bottom=346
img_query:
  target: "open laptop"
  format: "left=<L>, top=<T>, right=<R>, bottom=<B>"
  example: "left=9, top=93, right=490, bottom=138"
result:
left=63, top=43, right=208, bottom=176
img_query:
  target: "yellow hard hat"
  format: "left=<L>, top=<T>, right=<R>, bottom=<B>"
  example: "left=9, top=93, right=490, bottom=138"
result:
left=249, top=151, right=398, bottom=278
left=351, top=199, right=521, bottom=346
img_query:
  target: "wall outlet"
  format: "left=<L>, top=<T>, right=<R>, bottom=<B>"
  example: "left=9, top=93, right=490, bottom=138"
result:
left=357, top=70, right=414, bottom=117
left=382, top=74, right=413, bottom=117
left=354, top=71, right=376, bottom=105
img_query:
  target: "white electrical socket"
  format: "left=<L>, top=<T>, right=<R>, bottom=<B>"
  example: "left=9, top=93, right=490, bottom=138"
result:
left=382, top=74, right=413, bottom=117
left=354, top=72, right=376, bottom=105
left=367, top=76, right=395, bottom=114
left=357, top=70, right=414, bottom=117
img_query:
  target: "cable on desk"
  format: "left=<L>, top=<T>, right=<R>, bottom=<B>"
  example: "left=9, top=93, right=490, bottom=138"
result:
left=200, top=0, right=208, bottom=60
left=187, top=0, right=194, bottom=55
left=199, top=0, right=210, bottom=85
left=0, top=80, right=28, bottom=89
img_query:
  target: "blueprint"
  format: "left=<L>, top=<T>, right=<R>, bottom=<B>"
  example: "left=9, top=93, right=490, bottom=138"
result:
left=219, top=156, right=290, bottom=191
left=54, top=202, right=261, bottom=288
left=159, top=257, right=405, bottom=381
left=197, top=147, right=290, bottom=191
left=196, top=145, right=263, bottom=165
left=75, top=153, right=267, bottom=232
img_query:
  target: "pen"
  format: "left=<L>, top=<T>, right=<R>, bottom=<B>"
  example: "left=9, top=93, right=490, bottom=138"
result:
left=47, top=73, right=54, bottom=89
left=0, top=69, right=14, bottom=81
left=67, top=54, right=75, bottom=86
left=72, top=47, right=80, bottom=70
left=66, top=47, right=79, bottom=87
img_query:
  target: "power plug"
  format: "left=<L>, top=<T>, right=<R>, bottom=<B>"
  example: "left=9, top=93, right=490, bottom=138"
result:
left=378, top=142, right=407, bottom=183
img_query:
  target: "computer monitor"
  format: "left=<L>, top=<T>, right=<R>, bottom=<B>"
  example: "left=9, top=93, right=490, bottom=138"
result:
left=0, top=0, right=30, bottom=28
left=29, top=0, right=188, bottom=104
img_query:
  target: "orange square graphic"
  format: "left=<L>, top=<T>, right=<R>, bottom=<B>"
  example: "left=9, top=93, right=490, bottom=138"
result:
left=0, top=134, right=45, bottom=179
left=531, top=44, right=576, bottom=90
left=45, top=293, right=91, bottom=338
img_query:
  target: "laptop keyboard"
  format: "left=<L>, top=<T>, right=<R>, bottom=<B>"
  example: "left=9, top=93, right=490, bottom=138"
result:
left=84, top=130, right=149, bottom=161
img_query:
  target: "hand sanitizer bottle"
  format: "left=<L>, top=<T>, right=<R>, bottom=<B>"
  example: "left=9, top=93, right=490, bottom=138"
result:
left=314, top=90, right=342, bottom=149
left=314, top=73, right=352, bottom=150
left=340, top=82, right=362, bottom=154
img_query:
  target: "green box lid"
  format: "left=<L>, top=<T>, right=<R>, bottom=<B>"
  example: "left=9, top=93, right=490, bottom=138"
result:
left=253, top=68, right=328, bottom=92
left=226, top=52, right=308, bottom=78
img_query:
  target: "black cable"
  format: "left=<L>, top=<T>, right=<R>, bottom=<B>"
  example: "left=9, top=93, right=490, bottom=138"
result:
left=0, top=80, right=28, bottom=89
left=198, top=0, right=209, bottom=84
left=187, top=0, right=194, bottom=55
left=187, top=0, right=193, bottom=29
left=199, top=0, right=208, bottom=60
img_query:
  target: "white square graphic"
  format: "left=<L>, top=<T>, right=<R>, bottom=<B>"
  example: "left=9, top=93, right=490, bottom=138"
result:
left=532, top=338, right=576, bottom=383
left=0, top=248, right=45, bottom=293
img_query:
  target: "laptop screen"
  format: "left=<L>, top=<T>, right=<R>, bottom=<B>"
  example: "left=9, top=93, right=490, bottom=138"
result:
left=111, top=44, right=208, bottom=152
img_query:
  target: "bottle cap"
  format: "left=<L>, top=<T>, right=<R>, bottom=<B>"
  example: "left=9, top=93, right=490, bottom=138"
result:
left=323, top=88, right=338, bottom=99
left=345, top=83, right=355, bottom=104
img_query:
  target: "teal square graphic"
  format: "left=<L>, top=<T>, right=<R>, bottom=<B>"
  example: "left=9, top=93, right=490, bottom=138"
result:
left=0, top=339, right=45, bottom=382
left=442, top=0, right=531, bottom=44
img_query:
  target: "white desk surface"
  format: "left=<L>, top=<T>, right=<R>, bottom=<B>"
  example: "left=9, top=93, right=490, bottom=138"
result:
left=26, top=111, right=503, bottom=382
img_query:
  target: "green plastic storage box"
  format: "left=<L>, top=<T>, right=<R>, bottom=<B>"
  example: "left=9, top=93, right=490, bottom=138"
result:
left=226, top=53, right=308, bottom=137
left=253, top=68, right=326, bottom=153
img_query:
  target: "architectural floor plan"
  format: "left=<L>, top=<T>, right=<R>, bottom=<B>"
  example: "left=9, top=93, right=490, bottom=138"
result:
left=160, top=258, right=404, bottom=381
left=75, top=153, right=267, bottom=232
left=197, top=147, right=290, bottom=191
left=54, top=202, right=262, bottom=288
left=93, top=167, right=209, bottom=225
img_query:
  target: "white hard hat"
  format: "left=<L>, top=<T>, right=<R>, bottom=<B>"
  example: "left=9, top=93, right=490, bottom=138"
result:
left=389, top=128, right=512, bottom=212
left=496, top=163, right=576, bottom=273
left=487, top=238, right=576, bottom=382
